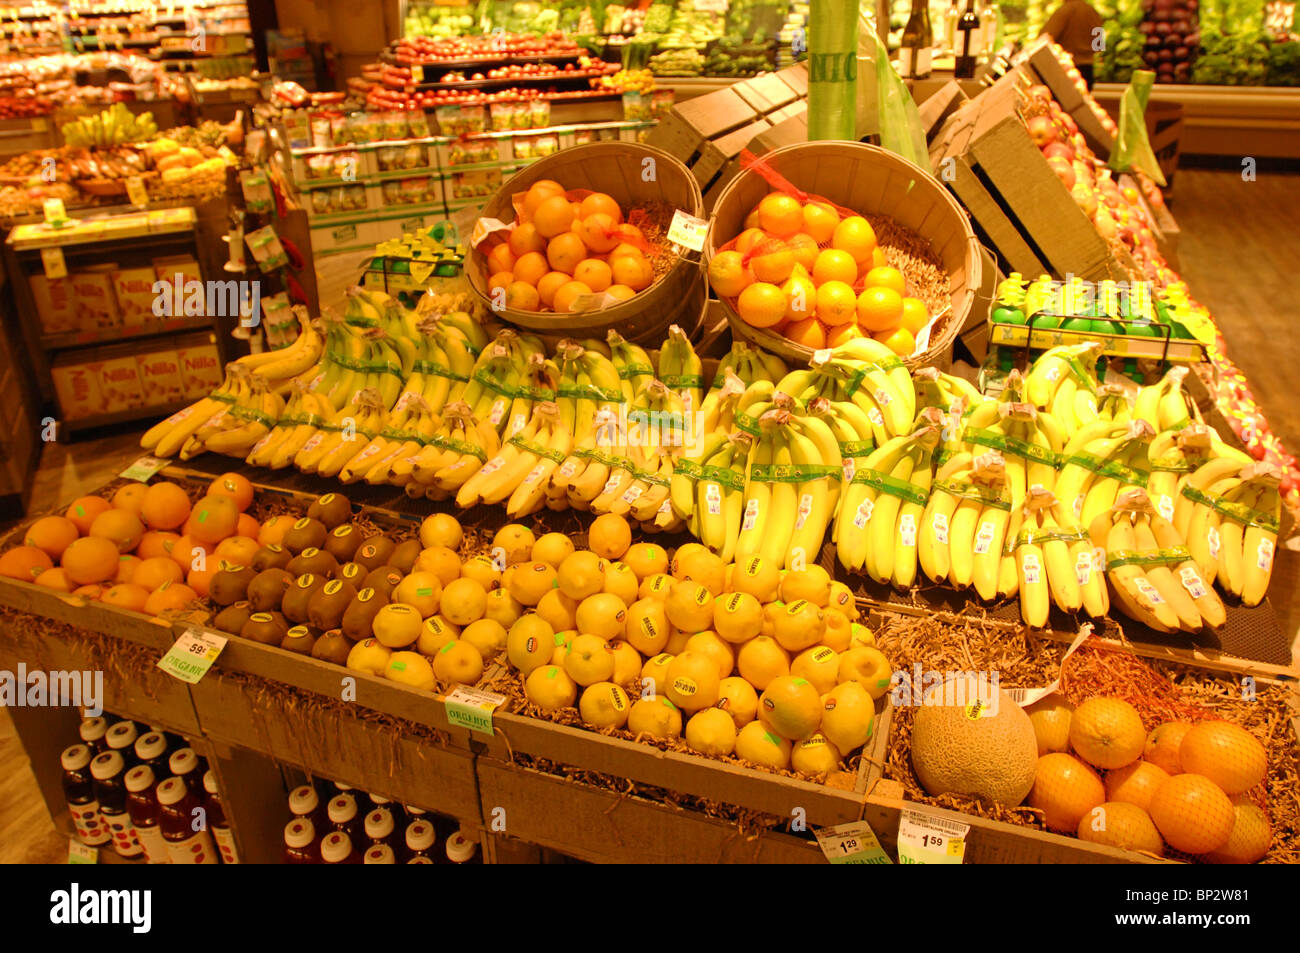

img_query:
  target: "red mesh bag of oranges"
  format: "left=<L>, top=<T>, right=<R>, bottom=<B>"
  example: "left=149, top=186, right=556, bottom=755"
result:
left=708, top=151, right=932, bottom=356
left=475, top=179, right=661, bottom=314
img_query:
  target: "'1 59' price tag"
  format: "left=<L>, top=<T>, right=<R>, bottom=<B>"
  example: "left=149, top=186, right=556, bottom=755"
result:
left=814, top=820, right=892, bottom=864
left=158, top=628, right=227, bottom=684
left=897, top=809, right=970, bottom=864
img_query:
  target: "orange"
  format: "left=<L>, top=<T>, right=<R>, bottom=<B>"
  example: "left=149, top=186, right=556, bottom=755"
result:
left=815, top=281, right=858, bottom=326
left=802, top=201, right=840, bottom=243
left=65, top=495, right=113, bottom=535
left=1178, top=720, right=1267, bottom=795
left=505, top=281, right=541, bottom=311
left=135, top=531, right=179, bottom=560
left=573, top=258, right=612, bottom=293
left=1148, top=774, right=1235, bottom=854
left=131, top=556, right=185, bottom=591
left=786, top=232, right=819, bottom=272
left=615, top=222, right=646, bottom=247
left=832, top=215, right=877, bottom=264
left=1143, top=721, right=1192, bottom=775
left=707, top=250, right=753, bottom=298
left=605, top=284, right=636, bottom=302
left=736, top=283, right=788, bottom=329
left=546, top=232, right=587, bottom=275
left=487, top=271, right=513, bottom=297
left=734, top=227, right=768, bottom=255
left=186, top=565, right=216, bottom=598
left=1105, top=760, right=1170, bottom=812
left=782, top=269, right=816, bottom=322
left=863, top=265, right=906, bottom=295
left=743, top=206, right=762, bottom=230
left=579, top=192, right=623, bottom=223
left=856, top=286, right=904, bottom=332
left=1069, top=696, right=1146, bottom=770
left=0, top=545, right=54, bottom=581
left=900, top=297, right=929, bottom=336
left=236, top=513, right=260, bottom=539
left=610, top=254, right=653, bottom=292
left=1077, top=802, right=1165, bottom=856
left=143, top=580, right=199, bottom=614
left=1205, top=797, right=1272, bottom=864
left=757, top=193, right=804, bottom=238
left=533, top=194, right=577, bottom=239
left=522, top=180, right=565, bottom=220
left=101, top=583, right=150, bottom=611
left=508, top=222, right=547, bottom=257
left=140, top=482, right=191, bottom=531
left=512, top=251, right=549, bottom=286
left=89, top=508, right=145, bottom=553
left=34, top=567, right=74, bottom=591
left=579, top=213, right=621, bottom=253
left=812, top=249, right=857, bottom=287
left=188, top=495, right=240, bottom=546
left=875, top=326, right=915, bottom=357
left=871, top=246, right=888, bottom=269
left=110, top=484, right=148, bottom=516
left=784, top=317, right=826, bottom=350
left=748, top=241, right=795, bottom=284
left=171, top=535, right=208, bottom=573
left=536, top=271, right=571, bottom=308
left=114, top=555, right=139, bottom=584
left=487, top=243, right=517, bottom=275
left=208, top=472, right=254, bottom=511
left=608, top=241, right=643, bottom=261
left=61, top=536, right=120, bottom=585
left=825, top=322, right=862, bottom=347
left=552, top=281, right=594, bottom=314
left=257, top=515, right=294, bottom=548
left=23, top=516, right=79, bottom=560
left=1028, top=752, right=1106, bottom=832
left=214, top=535, right=259, bottom=565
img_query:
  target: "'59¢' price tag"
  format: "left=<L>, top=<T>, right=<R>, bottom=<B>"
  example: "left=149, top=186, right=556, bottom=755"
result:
left=813, top=820, right=892, bottom=864
left=158, top=628, right=227, bottom=684
left=666, top=209, right=709, bottom=252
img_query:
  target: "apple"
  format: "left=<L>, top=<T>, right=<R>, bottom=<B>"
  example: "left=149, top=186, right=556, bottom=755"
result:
left=1047, top=156, right=1076, bottom=190
left=1072, top=184, right=1099, bottom=218
left=1043, top=141, right=1075, bottom=163
left=1094, top=207, right=1119, bottom=240
left=1026, top=115, right=1058, bottom=147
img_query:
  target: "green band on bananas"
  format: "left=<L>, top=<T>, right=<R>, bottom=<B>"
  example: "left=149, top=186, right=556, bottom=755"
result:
left=210, top=391, right=238, bottom=404
left=1066, top=356, right=1097, bottom=392
left=558, top=383, right=625, bottom=404
left=843, top=359, right=907, bottom=398
left=1065, top=451, right=1149, bottom=487
left=431, top=435, right=486, bottom=461
left=1017, top=526, right=1091, bottom=547
left=734, top=412, right=761, bottom=437
left=316, top=423, right=377, bottom=440
left=332, top=353, right=370, bottom=372
left=1106, top=546, right=1190, bottom=571
left=275, top=412, right=324, bottom=429
left=619, top=363, right=654, bottom=381
left=367, top=360, right=405, bottom=378
left=1148, top=453, right=1197, bottom=473
left=507, top=434, right=567, bottom=464
left=574, top=446, right=622, bottom=468
left=749, top=463, right=840, bottom=484
left=380, top=427, right=418, bottom=443
left=851, top=468, right=929, bottom=506
left=660, top=374, right=705, bottom=390
left=634, top=467, right=671, bottom=487
left=964, top=427, right=1062, bottom=467
left=463, top=341, right=482, bottom=357
left=472, top=367, right=520, bottom=398
left=628, top=409, right=687, bottom=432
left=1180, top=485, right=1280, bottom=533
left=230, top=405, right=278, bottom=427
left=1166, top=416, right=1192, bottom=432
left=700, top=464, right=746, bottom=492
left=413, top=359, right=469, bottom=382
left=932, top=478, right=1012, bottom=510
left=674, top=458, right=704, bottom=482
left=839, top=440, right=875, bottom=458
left=517, top=384, right=556, bottom=402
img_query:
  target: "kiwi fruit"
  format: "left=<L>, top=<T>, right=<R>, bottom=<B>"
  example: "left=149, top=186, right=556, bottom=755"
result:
left=341, top=586, right=387, bottom=641
left=250, top=544, right=292, bottom=572
left=287, top=547, right=339, bottom=579
left=324, top=523, right=364, bottom=563
left=247, top=568, right=293, bottom=612
left=308, top=579, right=358, bottom=630
left=337, top=561, right=366, bottom=586
left=282, top=573, right=327, bottom=624
left=307, top=492, right=352, bottom=530
left=282, top=517, right=328, bottom=554
left=353, top=534, right=396, bottom=571
left=209, top=563, right=257, bottom=607
left=311, top=629, right=352, bottom=665
left=241, top=611, right=288, bottom=645
left=362, top=565, right=404, bottom=600
left=281, top=625, right=317, bottom=655
left=213, top=600, right=253, bottom=634
left=387, top=538, right=423, bottom=574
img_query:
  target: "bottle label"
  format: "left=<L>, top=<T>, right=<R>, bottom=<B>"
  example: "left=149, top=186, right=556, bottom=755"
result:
left=69, top=801, right=110, bottom=846
left=134, top=823, right=170, bottom=864
left=165, top=829, right=219, bottom=865
left=101, top=809, right=144, bottom=858
left=212, top=825, right=240, bottom=864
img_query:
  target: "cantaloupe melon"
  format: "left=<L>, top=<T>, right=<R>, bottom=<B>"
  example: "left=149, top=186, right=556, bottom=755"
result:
left=910, top=676, right=1038, bottom=806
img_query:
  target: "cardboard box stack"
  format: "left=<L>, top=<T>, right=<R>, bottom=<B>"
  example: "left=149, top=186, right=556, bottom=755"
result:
left=29, top=254, right=203, bottom=337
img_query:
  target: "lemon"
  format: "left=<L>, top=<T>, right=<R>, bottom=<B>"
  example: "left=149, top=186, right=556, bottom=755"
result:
left=507, top=561, right=557, bottom=606
left=791, top=645, right=840, bottom=694
left=729, top=555, right=780, bottom=603
left=549, top=629, right=576, bottom=666
left=759, top=675, right=823, bottom=740
left=535, top=588, right=578, bottom=632
left=346, top=638, right=391, bottom=676
left=683, top=631, right=735, bottom=680
left=791, top=732, right=842, bottom=780
left=623, top=542, right=669, bottom=580
left=413, top=546, right=461, bottom=586
left=628, top=696, right=681, bottom=740
left=587, top=513, right=632, bottom=560
left=640, top=653, right=675, bottom=698
left=686, top=708, right=737, bottom=757
left=432, top=639, right=483, bottom=686
left=493, top=524, right=536, bottom=566
left=713, top=591, right=763, bottom=644
left=665, top=579, right=714, bottom=633
left=670, top=545, right=726, bottom=595
left=392, top=571, right=442, bottom=618
left=531, top=532, right=575, bottom=568
left=820, top=681, right=876, bottom=754
left=761, top=600, right=784, bottom=639
left=827, top=581, right=859, bottom=620
left=624, top=597, right=670, bottom=656
left=384, top=650, right=435, bottom=691
left=735, top=721, right=792, bottom=770
left=482, top=588, right=523, bottom=629
left=664, top=627, right=692, bottom=655
left=838, top=645, right=893, bottom=699
left=820, top=609, right=852, bottom=652
left=439, top=577, right=487, bottom=626
left=371, top=603, right=422, bottom=648
left=459, top=554, right=501, bottom=591
left=602, top=561, right=640, bottom=605
left=780, top=565, right=832, bottom=606
left=715, top=676, right=759, bottom=727
left=417, top=615, right=459, bottom=656
left=557, top=550, right=606, bottom=600
left=563, top=633, right=617, bottom=686
left=773, top=600, right=826, bottom=652
left=460, top=619, right=507, bottom=661
left=638, top=573, right=674, bottom=601
left=736, top=635, right=790, bottom=691
left=575, top=592, right=627, bottom=640
left=578, top=681, right=630, bottom=728
left=849, top=622, right=876, bottom=648
left=608, top=640, right=643, bottom=686
left=525, top=664, right=577, bottom=711
left=418, top=513, right=462, bottom=550
left=665, top=652, right=720, bottom=712
left=506, top=614, right=554, bottom=676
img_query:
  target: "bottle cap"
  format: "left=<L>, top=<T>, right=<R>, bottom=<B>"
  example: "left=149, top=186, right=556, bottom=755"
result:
left=90, top=750, right=125, bottom=781
left=364, top=845, right=395, bottom=864
left=327, top=793, right=357, bottom=823
left=289, top=785, right=320, bottom=816
left=404, top=804, right=428, bottom=816
left=445, top=831, right=478, bottom=863
left=405, top=819, right=435, bottom=852
left=133, top=732, right=167, bottom=762
left=125, top=765, right=156, bottom=793
left=202, top=770, right=218, bottom=796
left=78, top=717, right=107, bottom=744
left=408, top=856, right=435, bottom=864
left=156, top=777, right=187, bottom=806
left=61, top=743, right=92, bottom=771
left=320, top=831, right=353, bottom=863
left=168, top=748, right=198, bottom=777
left=106, top=721, right=138, bottom=750
left=364, top=808, right=394, bottom=840
left=284, top=818, right=316, bottom=849
left=333, top=781, right=353, bottom=792
left=370, top=794, right=391, bottom=805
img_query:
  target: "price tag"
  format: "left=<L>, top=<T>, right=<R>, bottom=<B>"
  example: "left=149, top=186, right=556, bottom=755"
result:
left=41, top=246, right=67, bottom=278
left=813, top=820, right=892, bottom=864
left=118, top=455, right=170, bottom=482
left=157, top=628, right=227, bottom=684
left=125, top=175, right=148, bottom=208
left=695, top=0, right=730, bottom=11
left=444, top=686, right=506, bottom=735
left=411, top=64, right=424, bottom=84
left=68, top=841, right=98, bottom=865
left=43, top=197, right=68, bottom=227
left=897, top=809, right=970, bottom=864
left=666, top=209, right=708, bottom=252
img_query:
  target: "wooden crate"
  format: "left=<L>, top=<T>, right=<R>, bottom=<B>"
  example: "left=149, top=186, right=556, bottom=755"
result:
left=915, top=80, right=971, bottom=144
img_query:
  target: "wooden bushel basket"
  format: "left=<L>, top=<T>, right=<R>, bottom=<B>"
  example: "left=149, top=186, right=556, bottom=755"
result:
left=464, top=142, right=706, bottom=346
left=705, top=141, right=982, bottom=369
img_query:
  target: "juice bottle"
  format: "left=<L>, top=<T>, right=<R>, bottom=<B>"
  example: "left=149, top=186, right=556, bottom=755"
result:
left=320, top=830, right=360, bottom=864
left=364, top=844, right=396, bottom=864
left=289, top=784, right=329, bottom=831
left=364, top=806, right=401, bottom=858
left=283, top=818, right=320, bottom=864
left=60, top=744, right=109, bottom=847
left=334, top=781, right=372, bottom=814
left=168, top=748, right=206, bottom=795
left=78, top=717, right=109, bottom=754
left=445, top=828, right=482, bottom=865
left=327, top=793, right=364, bottom=843
left=202, top=771, right=239, bottom=864
left=133, top=732, right=170, bottom=779
left=370, top=794, right=406, bottom=829
left=105, top=721, right=139, bottom=766
left=405, top=819, right=437, bottom=863
left=90, top=751, right=143, bottom=858
left=156, top=777, right=218, bottom=864
left=124, top=765, right=168, bottom=864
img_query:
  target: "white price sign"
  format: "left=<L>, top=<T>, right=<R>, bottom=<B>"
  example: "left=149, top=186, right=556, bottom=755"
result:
left=666, top=209, right=709, bottom=252
left=158, top=628, right=227, bottom=683
left=813, top=820, right=892, bottom=864
left=897, top=809, right=970, bottom=864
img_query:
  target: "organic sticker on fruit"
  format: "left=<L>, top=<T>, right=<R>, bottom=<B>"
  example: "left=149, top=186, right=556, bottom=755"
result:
left=118, top=455, right=170, bottom=482
left=444, top=686, right=506, bottom=735
left=813, top=820, right=892, bottom=865
left=666, top=209, right=708, bottom=252
left=158, top=628, right=227, bottom=683
left=897, top=809, right=970, bottom=864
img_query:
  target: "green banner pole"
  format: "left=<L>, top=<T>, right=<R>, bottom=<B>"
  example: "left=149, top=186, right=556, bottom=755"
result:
left=807, top=0, right=859, bottom=141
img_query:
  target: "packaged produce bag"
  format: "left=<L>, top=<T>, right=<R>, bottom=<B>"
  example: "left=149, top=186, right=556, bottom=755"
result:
left=807, top=0, right=858, bottom=140
left=1108, top=70, right=1167, bottom=187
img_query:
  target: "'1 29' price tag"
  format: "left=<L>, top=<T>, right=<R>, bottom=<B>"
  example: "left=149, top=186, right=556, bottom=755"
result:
left=897, top=809, right=970, bottom=864
left=814, top=820, right=892, bottom=864
left=158, top=628, right=227, bottom=684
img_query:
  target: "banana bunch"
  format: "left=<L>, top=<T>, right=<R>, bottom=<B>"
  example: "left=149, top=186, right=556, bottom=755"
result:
left=1052, top=419, right=1156, bottom=530
left=709, top=339, right=787, bottom=391
left=1090, top=490, right=1227, bottom=633
left=456, top=401, right=572, bottom=515
left=178, top=367, right=286, bottom=460
left=63, top=103, right=157, bottom=147
left=658, top=324, right=705, bottom=416
left=247, top=384, right=335, bottom=469
left=1023, top=341, right=1103, bottom=428
left=961, top=374, right=1065, bottom=502
left=606, top=332, right=656, bottom=406
left=248, top=308, right=325, bottom=393
left=551, top=341, right=627, bottom=506
left=694, top=431, right=754, bottom=564
left=919, top=449, right=1009, bottom=594
left=803, top=337, right=917, bottom=437
left=913, top=366, right=984, bottom=420
left=339, top=394, right=440, bottom=486
left=597, top=380, right=684, bottom=520
left=1095, top=384, right=1133, bottom=424
left=1013, top=487, right=1108, bottom=628
left=1133, top=365, right=1196, bottom=434
left=140, top=365, right=246, bottom=459
left=292, top=389, right=387, bottom=477
left=407, top=402, right=501, bottom=498
left=1146, top=422, right=1250, bottom=525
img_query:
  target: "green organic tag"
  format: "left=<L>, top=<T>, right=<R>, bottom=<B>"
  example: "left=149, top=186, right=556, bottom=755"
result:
left=813, top=820, right=892, bottom=865
left=118, top=456, right=170, bottom=482
left=68, top=841, right=98, bottom=865
left=444, top=686, right=506, bottom=736
left=157, top=628, right=227, bottom=684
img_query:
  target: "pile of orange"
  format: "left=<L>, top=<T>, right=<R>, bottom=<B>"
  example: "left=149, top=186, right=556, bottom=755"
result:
left=1024, top=695, right=1271, bottom=862
left=708, top=192, right=930, bottom=355
left=484, top=181, right=657, bottom=314
left=0, top=472, right=263, bottom=616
